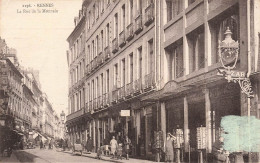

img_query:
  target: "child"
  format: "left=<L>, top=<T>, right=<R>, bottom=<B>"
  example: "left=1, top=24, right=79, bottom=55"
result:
left=96, top=147, right=102, bottom=159
left=117, top=143, right=123, bottom=160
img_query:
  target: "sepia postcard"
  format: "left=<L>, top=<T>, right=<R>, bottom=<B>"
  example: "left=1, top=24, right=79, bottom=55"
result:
left=0, top=0, right=260, bottom=162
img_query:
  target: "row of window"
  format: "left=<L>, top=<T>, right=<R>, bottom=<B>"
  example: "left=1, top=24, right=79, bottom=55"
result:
left=70, top=0, right=155, bottom=67
left=166, top=14, right=239, bottom=80
left=166, top=0, right=203, bottom=23
left=70, top=59, right=85, bottom=86
left=70, top=32, right=85, bottom=65
left=69, top=39, right=154, bottom=114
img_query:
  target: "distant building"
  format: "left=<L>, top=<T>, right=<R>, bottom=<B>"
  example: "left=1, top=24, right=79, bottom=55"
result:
left=0, top=38, right=63, bottom=148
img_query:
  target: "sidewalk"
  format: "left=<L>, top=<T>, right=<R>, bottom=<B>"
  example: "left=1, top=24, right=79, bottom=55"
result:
left=58, top=148, right=154, bottom=163
left=0, top=151, right=20, bottom=163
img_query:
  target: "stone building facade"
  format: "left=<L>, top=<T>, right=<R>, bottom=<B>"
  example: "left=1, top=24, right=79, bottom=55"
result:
left=66, top=0, right=260, bottom=161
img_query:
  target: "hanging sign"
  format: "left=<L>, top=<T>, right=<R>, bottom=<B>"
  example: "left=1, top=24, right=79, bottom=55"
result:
left=120, top=110, right=130, bottom=116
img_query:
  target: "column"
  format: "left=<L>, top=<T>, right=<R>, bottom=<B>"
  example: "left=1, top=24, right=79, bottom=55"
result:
left=184, top=96, right=189, bottom=152
left=205, top=88, right=212, bottom=153
left=204, top=0, right=211, bottom=68
left=183, top=0, right=189, bottom=77
left=97, top=119, right=100, bottom=147
left=93, top=120, right=96, bottom=150
left=136, top=111, right=140, bottom=144
left=161, top=102, right=166, bottom=142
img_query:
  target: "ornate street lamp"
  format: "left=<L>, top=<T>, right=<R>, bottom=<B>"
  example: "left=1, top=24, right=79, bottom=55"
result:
left=60, top=110, right=65, bottom=123
left=217, top=27, right=253, bottom=98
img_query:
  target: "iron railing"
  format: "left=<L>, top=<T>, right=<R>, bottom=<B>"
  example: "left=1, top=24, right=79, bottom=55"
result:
left=112, top=88, right=119, bottom=103
left=112, top=38, right=119, bottom=54
left=134, top=78, right=142, bottom=94
left=144, top=72, right=156, bottom=91
left=126, top=23, right=134, bottom=41
left=134, top=13, right=143, bottom=34
left=118, top=86, right=126, bottom=100
left=126, top=82, right=134, bottom=97
left=119, top=30, right=126, bottom=48
left=144, top=3, right=154, bottom=26
left=104, top=46, right=111, bottom=61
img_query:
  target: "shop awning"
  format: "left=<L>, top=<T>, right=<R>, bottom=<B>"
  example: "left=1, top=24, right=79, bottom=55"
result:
left=141, top=69, right=223, bottom=102
left=37, top=133, right=47, bottom=141
left=33, top=132, right=39, bottom=139
left=141, top=80, right=191, bottom=102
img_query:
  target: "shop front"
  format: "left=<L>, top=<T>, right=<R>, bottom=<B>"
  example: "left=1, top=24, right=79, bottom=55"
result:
left=162, top=82, right=241, bottom=162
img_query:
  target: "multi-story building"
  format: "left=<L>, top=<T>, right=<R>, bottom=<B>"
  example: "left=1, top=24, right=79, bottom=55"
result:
left=66, top=0, right=158, bottom=157
left=42, top=94, right=55, bottom=138
left=0, top=38, right=25, bottom=144
left=22, top=72, right=34, bottom=137
left=66, top=0, right=260, bottom=161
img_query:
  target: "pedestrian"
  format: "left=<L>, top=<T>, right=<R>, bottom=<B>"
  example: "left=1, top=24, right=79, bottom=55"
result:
left=40, top=140, right=43, bottom=149
left=124, top=136, right=131, bottom=160
left=96, top=147, right=102, bottom=159
left=110, top=136, right=118, bottom=159
left=117, top=143, right=123, bottom=160
left=86, top=136, right=93, bottom=152
left=212, top=136, right=230, bottom=163
left=164, top=133, right=176, bottom=163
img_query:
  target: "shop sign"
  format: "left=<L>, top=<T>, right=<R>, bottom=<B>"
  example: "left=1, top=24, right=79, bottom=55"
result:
left=217, top=68, right=246, bottom=79
left=217, top=27, right=253, bottom=98
left=120, top=110, right=130, bottom=117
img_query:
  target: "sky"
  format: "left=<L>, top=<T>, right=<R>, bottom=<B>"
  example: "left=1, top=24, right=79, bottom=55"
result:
left=0, top=0, right=82, bottom=115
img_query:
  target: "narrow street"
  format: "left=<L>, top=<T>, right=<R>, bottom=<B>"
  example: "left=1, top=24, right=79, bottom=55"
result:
left=12, top=148, right=110, bottom=163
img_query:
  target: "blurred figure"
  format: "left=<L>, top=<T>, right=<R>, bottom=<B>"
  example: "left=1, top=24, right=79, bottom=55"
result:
left=164, top=133, right=176, bottom=163
left=110, top=136, right=118, bottom=159
left=40, top=140, right=43, bottom=149
left=96, top=147, right=102, bottom=159
left=124, top=136, right=131, bottom=160
left=117, top=143, right=123, bottom=160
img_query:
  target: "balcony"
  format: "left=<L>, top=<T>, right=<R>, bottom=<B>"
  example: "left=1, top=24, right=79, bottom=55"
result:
left=97, top=96, right=103, bottom=109
left=66, top=108, right=84, bottom=122
left=93, top=98, right=98, bottom=111
left=99, top=51, right=104, bottom=65
left=104, top=46, right=111, bottom=61
left=85, top=102, right=88, bottom=113
left=90, top=60, right=94, bottom=72
left=97, top=54, right=102, bottom=66
left=119, top=30, right=126, bottom=48
left=89, top=100, right=93, bottom=113
left=134, top=78, right=142, bottom=95
left=102, top=93, right=110, bottom=107
left=86, top=64, right=91, bottom=75
left=144, top=72, right=156, bottom=92
left=112, top=88, right=119, bottom=104
left=134, top=13, right=143, bottom=34
left=118, top=86, right=126, bottom=101
left=112, top=38, right=119, bottom=54
left=93, top=57, right=98, bottom=69
left=144, top=3, right=154, bottom=26
left=126, top=23, right=134, bottom=41
left=126, top=82, right=134, bottom=98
